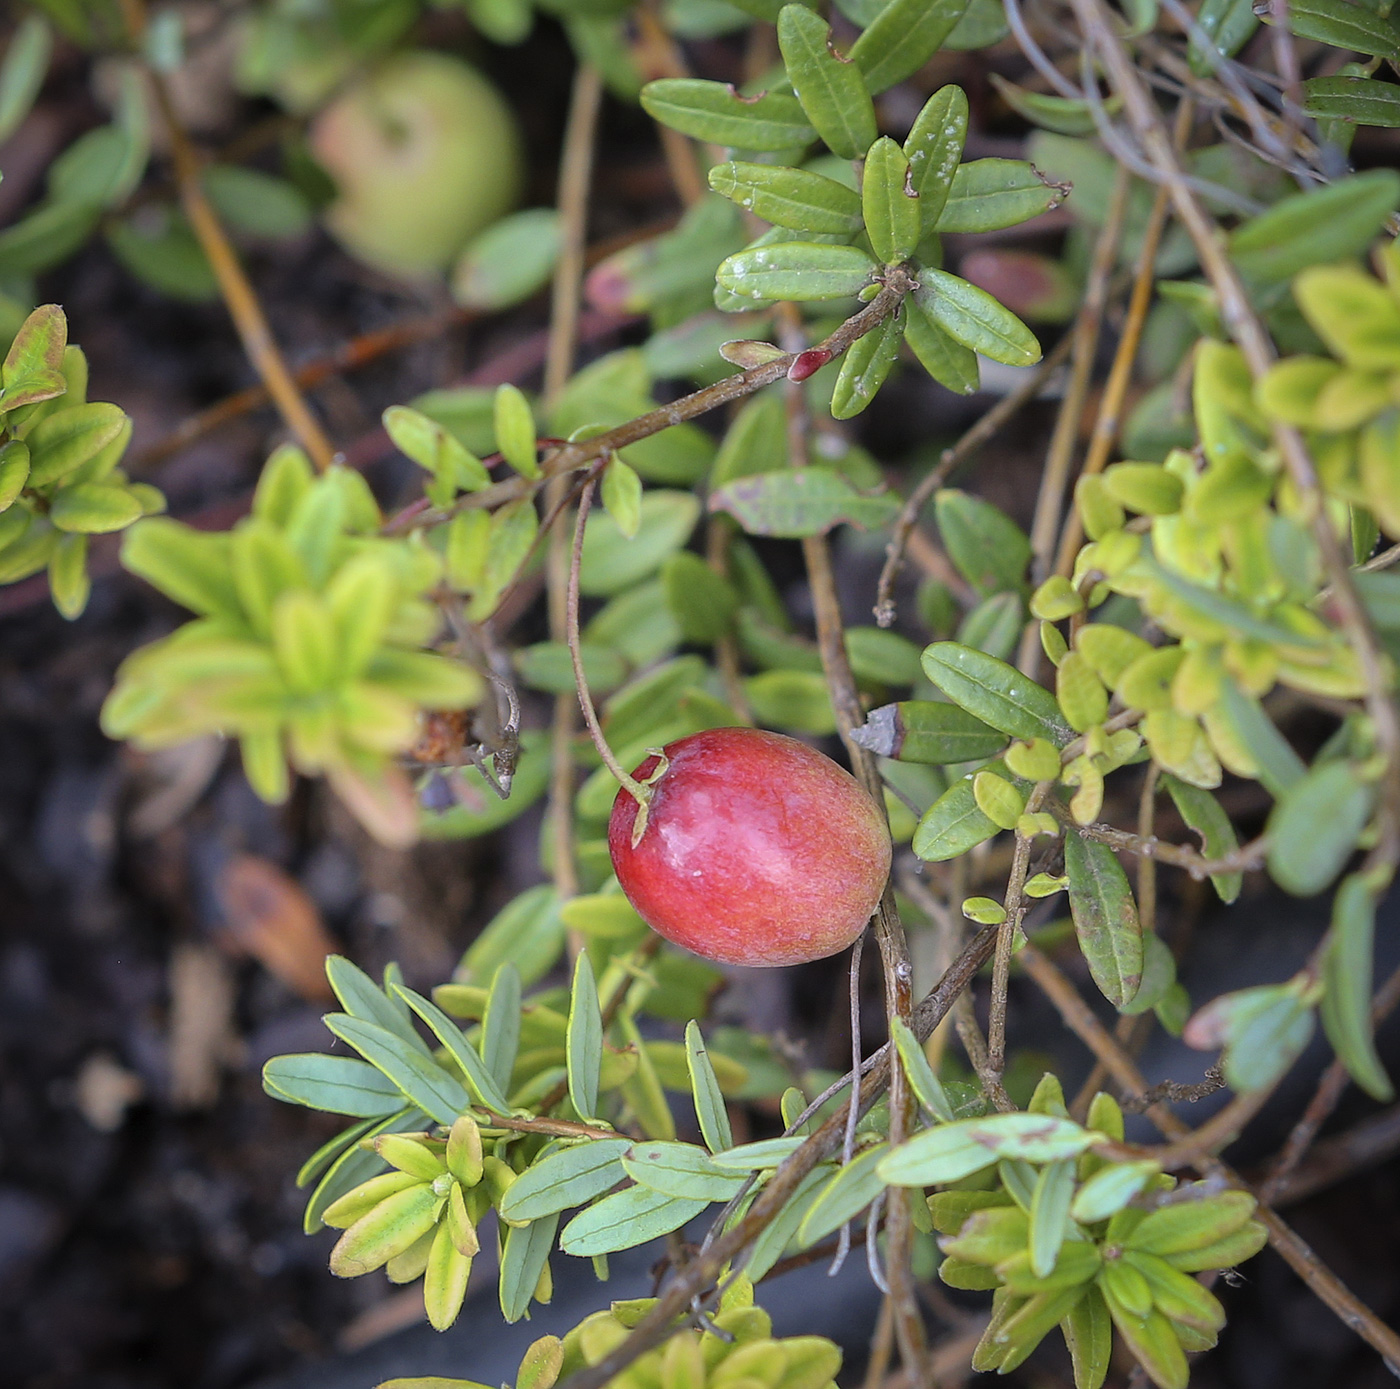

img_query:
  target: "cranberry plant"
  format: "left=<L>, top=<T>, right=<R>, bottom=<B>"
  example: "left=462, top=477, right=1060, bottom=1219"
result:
left=5, top=0, right=1400, bottom=1383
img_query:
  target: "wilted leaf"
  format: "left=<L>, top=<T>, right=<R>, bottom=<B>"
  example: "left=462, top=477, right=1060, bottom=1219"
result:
left=217, top=853, right=336, bottom=1001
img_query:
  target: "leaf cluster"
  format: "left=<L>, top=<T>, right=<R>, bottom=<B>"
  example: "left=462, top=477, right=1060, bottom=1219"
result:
left=0, top=303, right=162, bottom=617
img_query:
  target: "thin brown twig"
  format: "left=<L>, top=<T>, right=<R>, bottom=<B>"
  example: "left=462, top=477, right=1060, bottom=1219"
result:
left=1046, top=799, right=1270, bottom=879
left=545, top=62, right=606, bottom=909
left=119, top=0, right=335, bottom=471
left=1262, top=1103, right=1400, bottom=1206
left=987, top=784, right=1050, bottom=1088
left=566, top=477, right=652, bottom=806
left=874, top=331, right=1074, bottom=627
left=475, top=1111, right=620, bottom=1141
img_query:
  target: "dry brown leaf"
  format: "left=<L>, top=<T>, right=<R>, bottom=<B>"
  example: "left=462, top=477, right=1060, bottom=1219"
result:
left=216, top=854, right=336, bottom=1002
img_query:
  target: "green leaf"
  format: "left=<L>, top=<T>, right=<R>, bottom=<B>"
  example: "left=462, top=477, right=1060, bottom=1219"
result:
left=935, top=489, right=1031, bottom=597
left=566, top=951, right=603, bottom=1121
left=711, top=390, right=788, bottom=487
left=1185, top=982, right=1316, bottom=1092
left=850, top=0, right=970, bottom=94
left=48, top=531, right=89, bottom=619
left=709, top=1136, right=805, bottom=1168
left=846, top=626, right=924, bottom=685
left=1303, top=75, right=1400, bottom=127
left=1062, top=1284, right=1113, bottom=1389
left=2, top=302, right=66, bottom=410
left=936, top=159, right=1069, bottom=233
left=862, top=137, right=921, bottom=264
left=622, top=1142, right=746, bottom=1201
left=499, top=1214, right=559, bottom=1323
left=580, top=489, right=700, bottom=596
left=263, top=1054, right=407, bottom=1117
left=904, top=296, right=980, bottom=394
left=106, top=206, right=217, bottom=301
left=1028, top=1159, right=1075, bottom=1278
left=498, top=1139, right=632, bottom=1221
left=451, top=208, right=561, bottom=311
left=1064, top=831, right=1143, bottom=1010
left=708, top=161, right=862, bottom=234
left=988, top=74, right=1119, bottom=136
left=26, top=402, right=128, bottom=488
left=302, top=1110, right=424, bottom=1233
left=912, top=763, right=1001, bottom=861
left=600, top=457, right=642, bottom=539
left=1262, top=0, right=1400, bottom=56
left=1145, top=561, right=1321, bottom=649
left=0, top=15, right=52, bottom=146
left=920, top=642, right=1070, bottom=744
left=830, top=313, right=902, bottom=419
left=1215, top=680, right=1304, bottom=797
left=391, top=985, right=511, bottom=1114
left=715, top=241, right=877, bottom=303
left=1160, top=774, right=1242, bottom=903
left=904, top=87, right=969, bottom=237
left=494, top=384, right=539, bottom=479
left=327, top=1183, right=440, bottom=1278
left=1190, top=0, right=1258, bottom=69
left=560, top=1184, right=709, bottom=1256
left=419, top=731, right=553, bottom=844
left=685, top=1020, right=734, bottom=1152
left=0, top=199, right=100, bottom=277
left=916, top=272, right=1041, bottom=366
left=776, top=4, right=877, bottom=160
left=1265, top=760, right=1372, bottom=897
left=423, top=1221, right=472, bottom=1331
left=1070, top=1160, right=1159, bottom=1225
left=326, top=955, right=428, bottom=1055
left=639, top=79, right=817, bottom=151
left=516, top=642, right=627, bottom=699
left=1321, top=874, right=1393, bottom=1101
left=448, top=884, right=557, bottom=980
left=204, top=165, right=311, bottom=239
left=465, top=497, right=538, bottom=619
left=710, top=467, right=899, bottom=536
left=662, top=550, right=739, bottom=642
left=889, top=1015, right=956, bottom=1121
left=324, top=1014, right=471, bottom=1127
left=296, top=1116, right=380, bottom=1191
left=796, top=1143, right=890, bottom=1245
left=481, top=963, right=522, bottom=1094
left=1124, top=1190, right=1257, bottom=1257
left=47, top=482, right=141, bottom=534
left=744, top=1167, right=830, bottom=1280
left=384, top=405, right=490, bottom=492
left=1101, top=1295, right=1186, bottom=1389
left=879, top=1113, right=1098, bottom=1185
left=1229, top=170, right=1400, bottom=284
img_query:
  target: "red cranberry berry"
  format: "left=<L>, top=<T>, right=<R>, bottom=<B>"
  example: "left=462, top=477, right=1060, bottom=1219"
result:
left=608, top=727, right=892, bottom=967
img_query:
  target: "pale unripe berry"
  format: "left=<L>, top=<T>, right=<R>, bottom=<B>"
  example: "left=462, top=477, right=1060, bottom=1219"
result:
left=310, top=52, right=523, bottom=278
